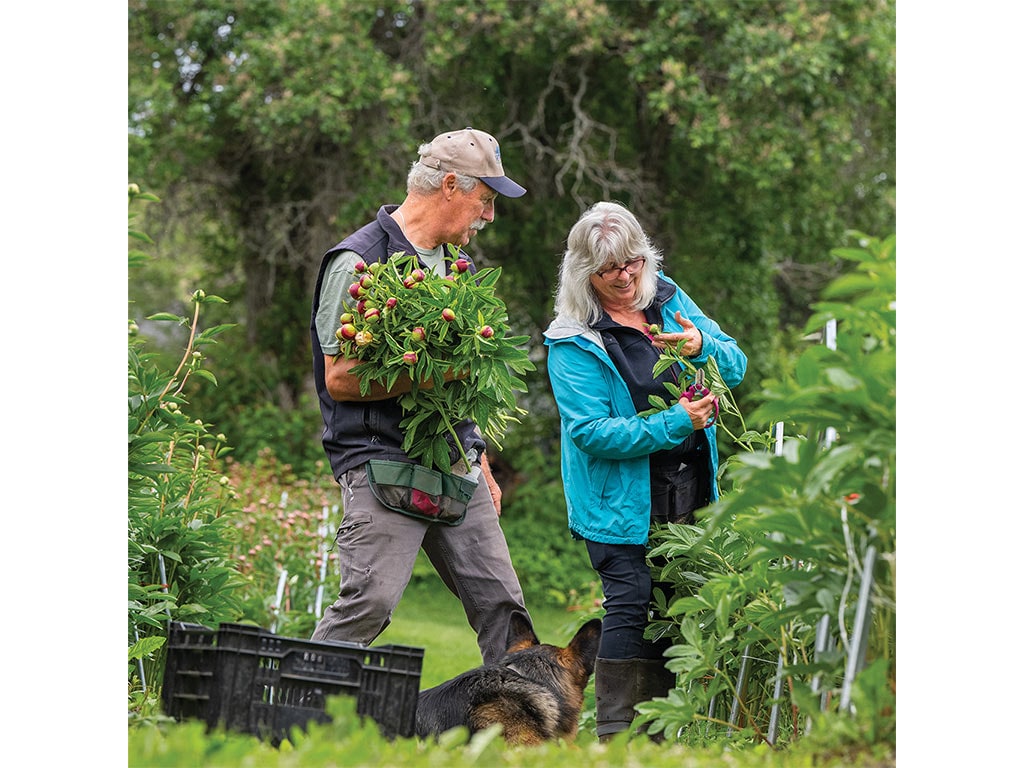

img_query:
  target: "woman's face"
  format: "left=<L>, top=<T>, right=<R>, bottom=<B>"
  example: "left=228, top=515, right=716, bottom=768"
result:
left=588, top=256, right=646, bottom=308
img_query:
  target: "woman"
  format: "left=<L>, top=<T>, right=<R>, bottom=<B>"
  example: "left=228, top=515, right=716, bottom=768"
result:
left=543, top=201, right=747, bottom=740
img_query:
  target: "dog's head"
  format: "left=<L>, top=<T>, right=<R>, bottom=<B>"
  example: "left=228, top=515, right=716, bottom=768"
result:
left=500, top=615, right=602, bottom=690
left=492, top=616, right=602, bottom=742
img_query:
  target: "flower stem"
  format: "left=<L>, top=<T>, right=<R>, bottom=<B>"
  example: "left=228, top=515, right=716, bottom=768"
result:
left=441, top=410, right=473, bottom=474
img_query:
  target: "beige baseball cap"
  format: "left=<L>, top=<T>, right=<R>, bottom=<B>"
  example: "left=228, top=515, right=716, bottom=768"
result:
left=417, top=127, right=527, bottom=198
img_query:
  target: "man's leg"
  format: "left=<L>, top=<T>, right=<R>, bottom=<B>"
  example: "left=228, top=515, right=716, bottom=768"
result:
left=422, top=478, right=531, bottom=664
left=311, top=465, right=428, bottom=644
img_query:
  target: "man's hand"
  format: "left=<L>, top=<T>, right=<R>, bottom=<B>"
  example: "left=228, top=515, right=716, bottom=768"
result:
left=480, top=452, right=502, bottom=516
left=325, top=353, right=470, bottom=402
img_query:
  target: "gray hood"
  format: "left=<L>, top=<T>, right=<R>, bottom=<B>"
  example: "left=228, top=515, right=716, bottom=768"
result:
left=543, top=315, right=604, bottom=346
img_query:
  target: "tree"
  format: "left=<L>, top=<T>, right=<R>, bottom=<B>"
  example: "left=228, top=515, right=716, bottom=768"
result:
left=129, top=0, right=421, bottom=414
left=128, top=0, right=895, bottom=462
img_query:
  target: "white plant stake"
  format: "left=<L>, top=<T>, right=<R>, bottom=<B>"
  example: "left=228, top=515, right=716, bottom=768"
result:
left=271, top=568, right=288, bottom=633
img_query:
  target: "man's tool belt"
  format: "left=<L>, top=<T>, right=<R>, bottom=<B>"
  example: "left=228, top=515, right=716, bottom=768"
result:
left=366, top=459, right=477, bottom=526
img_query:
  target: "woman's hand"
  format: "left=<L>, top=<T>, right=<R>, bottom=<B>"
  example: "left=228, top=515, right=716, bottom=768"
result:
left=652, top=311, right=704, bottom=357
left=678, top=388, right=719, bottom=429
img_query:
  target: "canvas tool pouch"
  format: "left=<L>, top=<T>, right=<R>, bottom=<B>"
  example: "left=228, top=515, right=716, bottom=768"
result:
left=650, top=460, right=710, bottom=526
left=365, top=459, right=477, bottom=526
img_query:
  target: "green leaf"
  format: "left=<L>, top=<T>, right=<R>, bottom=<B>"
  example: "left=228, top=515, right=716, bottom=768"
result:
left=147, top=312, right=187, bottom=323
left=647, top=394, right=670, bottom=411
left=128, top=635, right=166, bottom=660
left=431, top=438, right=452, bottom=473
left=195, top=323, right=237, bottom=341
left=192, top=369, right=219, bottom=386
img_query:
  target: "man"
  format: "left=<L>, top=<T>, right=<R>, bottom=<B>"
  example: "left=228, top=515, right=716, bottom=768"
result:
left=309, top=127, right=533, bottom=664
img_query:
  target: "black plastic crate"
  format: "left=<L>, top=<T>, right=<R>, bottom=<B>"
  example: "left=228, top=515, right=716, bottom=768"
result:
left=161, top=622, right=423, bottom=741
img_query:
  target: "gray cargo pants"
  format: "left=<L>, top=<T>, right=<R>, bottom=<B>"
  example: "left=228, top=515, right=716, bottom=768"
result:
left=310, top=463, right=531, bottom=665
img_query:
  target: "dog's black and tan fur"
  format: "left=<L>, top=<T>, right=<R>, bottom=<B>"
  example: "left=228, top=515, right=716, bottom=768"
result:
left=415, top=615, right=602, bottom=745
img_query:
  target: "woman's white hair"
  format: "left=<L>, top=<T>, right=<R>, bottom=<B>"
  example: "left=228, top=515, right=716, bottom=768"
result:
left=407, top=143, right=480, bottom=195
left=553, top=201, right=662, bottom=324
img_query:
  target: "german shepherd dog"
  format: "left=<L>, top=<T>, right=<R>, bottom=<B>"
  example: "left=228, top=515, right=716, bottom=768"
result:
left=415, top=615, right=602, bottom=745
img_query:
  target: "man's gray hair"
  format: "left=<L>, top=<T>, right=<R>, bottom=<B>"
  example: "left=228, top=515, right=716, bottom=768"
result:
left=553, top=201, right=663, bottom=324
left=407, top=143, right=481, bottom=195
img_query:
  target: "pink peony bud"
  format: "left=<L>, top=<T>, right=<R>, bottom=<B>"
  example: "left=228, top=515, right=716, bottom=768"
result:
left=339, top=312, right=354, bottom=325
left=453, top=258, right=470, bottom=273
left=441, top=308, right=456, bottom=322
left=410, top=326, right=426, bottom=342
left=338, top=323, right=357, bottom=340
left=363, top=308, right=381, bottom=323
left=385, top=297, right=398, bottom=309
left=348, top=282, right=364, bottom=299
left=403, top=351, right=418, bottom=365
left=354, top=260, right=367, bottom=273
left=478, top=325, right=494, bottom=338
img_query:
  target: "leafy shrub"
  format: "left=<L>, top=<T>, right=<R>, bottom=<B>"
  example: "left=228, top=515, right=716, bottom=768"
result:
left=221, top=451, right=343, bottom=638
left=128, top=693, right=892, bottom=766
left=221, top=393, right=327, bottom=471
left=179, top=324, right=328, bottom=474
left=640, top=233, right=895, bottom=748
left=128, top=185, right=246, bottom=706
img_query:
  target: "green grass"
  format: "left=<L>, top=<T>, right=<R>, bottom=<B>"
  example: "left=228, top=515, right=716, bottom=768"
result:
left=374, top=565, right=593, bottom=688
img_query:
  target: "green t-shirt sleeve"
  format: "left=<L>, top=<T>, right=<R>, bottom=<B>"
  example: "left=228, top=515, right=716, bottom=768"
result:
left=315, top=250, right=362, bottom=356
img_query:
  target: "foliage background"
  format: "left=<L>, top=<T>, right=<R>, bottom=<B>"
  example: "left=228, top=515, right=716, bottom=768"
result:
left=127, top=0, right=896, bottom=473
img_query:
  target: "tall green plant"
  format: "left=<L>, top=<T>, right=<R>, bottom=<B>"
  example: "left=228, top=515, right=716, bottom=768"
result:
left=128, top=184, right=245, bottom=707
left=640, top=232, right=895, bottom=748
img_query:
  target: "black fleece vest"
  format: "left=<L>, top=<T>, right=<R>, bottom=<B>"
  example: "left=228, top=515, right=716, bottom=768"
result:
left=310, top=204, right=486, bottom=479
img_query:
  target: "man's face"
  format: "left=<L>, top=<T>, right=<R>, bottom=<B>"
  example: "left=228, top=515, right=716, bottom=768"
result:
left=447, top=181, right=497, bottom=246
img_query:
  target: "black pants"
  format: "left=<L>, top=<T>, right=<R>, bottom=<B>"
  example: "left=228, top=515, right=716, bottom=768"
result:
left=587, top=461, right=710, bottom=660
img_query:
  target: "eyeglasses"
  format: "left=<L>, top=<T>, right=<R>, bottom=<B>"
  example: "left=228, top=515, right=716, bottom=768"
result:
left=595, top=257, right=646, bottom=281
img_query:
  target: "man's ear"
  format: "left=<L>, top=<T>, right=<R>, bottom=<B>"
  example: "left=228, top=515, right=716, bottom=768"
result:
left=442, top=172, right=458, bottom=199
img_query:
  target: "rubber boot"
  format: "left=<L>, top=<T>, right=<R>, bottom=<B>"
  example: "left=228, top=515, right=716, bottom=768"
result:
left=635, top=658, right=677, bottom=742
left=594, top=657, right=642, bottom=741
left=594, top=658, right=678, bottom=742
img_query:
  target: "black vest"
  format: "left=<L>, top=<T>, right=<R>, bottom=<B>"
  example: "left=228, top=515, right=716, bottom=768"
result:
left=310, top=204, right=486, bottom=479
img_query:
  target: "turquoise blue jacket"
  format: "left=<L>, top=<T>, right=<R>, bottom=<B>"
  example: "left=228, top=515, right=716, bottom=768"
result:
left=542, top=274, right=747, bottom=546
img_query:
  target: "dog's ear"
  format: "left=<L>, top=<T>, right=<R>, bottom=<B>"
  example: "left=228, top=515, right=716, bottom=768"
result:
left=504, top=612, right=540, bottom=652
left=568, top=618, right=603, bottom=675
